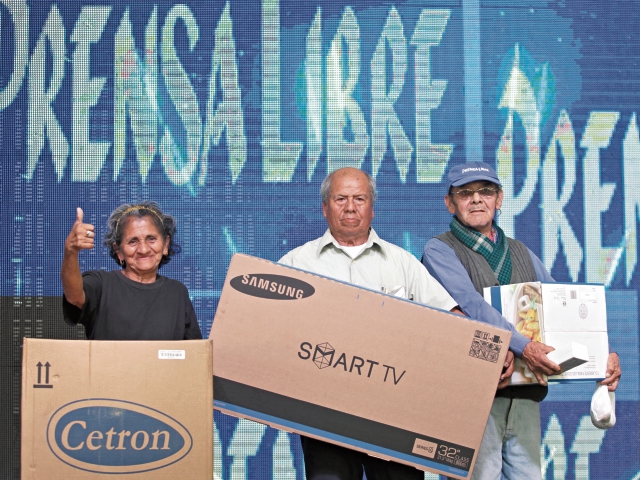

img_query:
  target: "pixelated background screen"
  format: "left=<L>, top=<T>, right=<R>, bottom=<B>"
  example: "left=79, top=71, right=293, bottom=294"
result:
left=0, top=1, right=638, bottom=478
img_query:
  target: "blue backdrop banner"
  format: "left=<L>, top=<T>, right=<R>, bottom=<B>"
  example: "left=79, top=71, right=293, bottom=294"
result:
left=1, top=1, right=638, bottom=478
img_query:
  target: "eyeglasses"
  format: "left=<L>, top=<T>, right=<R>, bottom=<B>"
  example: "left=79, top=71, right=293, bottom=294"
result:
left=450, top=187, right=500, bottom=200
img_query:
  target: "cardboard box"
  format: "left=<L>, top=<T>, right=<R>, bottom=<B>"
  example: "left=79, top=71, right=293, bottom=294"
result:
left=21, top=339, right=213, bottom=479
left=483, top=282, right=609, bottom=384
left=211, top=254, right=511, bottom=479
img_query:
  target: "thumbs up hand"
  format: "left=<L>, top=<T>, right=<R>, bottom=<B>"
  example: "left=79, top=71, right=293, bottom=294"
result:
left=64, top=207, right=96, bottom=254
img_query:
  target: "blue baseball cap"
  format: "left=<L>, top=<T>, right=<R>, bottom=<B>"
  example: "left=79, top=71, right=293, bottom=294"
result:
left=446, top=162, right=502, bottom=191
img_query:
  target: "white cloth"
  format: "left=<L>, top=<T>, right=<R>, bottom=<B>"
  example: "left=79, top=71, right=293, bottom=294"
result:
left=279, top=228, right=457, bottom=311
left=340, top=244, right=367, bottom=259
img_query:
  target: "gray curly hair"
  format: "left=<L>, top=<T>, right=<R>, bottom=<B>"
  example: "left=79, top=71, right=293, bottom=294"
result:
left=320, top=168, right=377, bottom=204
left=103, top=201, right=180, bottom=268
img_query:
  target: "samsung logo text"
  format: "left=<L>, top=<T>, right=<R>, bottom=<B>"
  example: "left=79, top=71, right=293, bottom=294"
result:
left=230, top=274, right=315, bottom=300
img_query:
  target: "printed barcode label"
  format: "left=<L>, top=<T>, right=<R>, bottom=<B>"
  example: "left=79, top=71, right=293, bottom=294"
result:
left=570, top=290, right=577, bottom=300
left=158, top=350, right=186, bottom=360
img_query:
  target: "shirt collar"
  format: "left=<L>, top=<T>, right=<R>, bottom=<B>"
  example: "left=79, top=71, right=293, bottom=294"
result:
left=317, top=227, right=387, bottom=258
left=490, top=227, right=499, bottom=243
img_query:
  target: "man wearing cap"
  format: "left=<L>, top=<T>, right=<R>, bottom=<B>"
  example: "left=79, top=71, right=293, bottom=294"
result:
left=280, top=167, right=462, bottom=480
left=421, top=161, right=621, bottom=479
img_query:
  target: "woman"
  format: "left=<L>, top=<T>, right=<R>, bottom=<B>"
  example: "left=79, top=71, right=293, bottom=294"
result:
left=61, top=201, right=202, bottom=340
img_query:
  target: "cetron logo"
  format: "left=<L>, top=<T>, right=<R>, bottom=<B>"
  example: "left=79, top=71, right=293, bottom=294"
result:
left=47, top=399, right=192, bottom=474
left=230, top=274, right=315, bottom=300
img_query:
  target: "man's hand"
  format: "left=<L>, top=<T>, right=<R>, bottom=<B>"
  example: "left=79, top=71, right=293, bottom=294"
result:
left=521, top=341, right=562, bottom=386
left=497, top=351, right=514, bottom=390
left=599, top=352, right=621, bottom=392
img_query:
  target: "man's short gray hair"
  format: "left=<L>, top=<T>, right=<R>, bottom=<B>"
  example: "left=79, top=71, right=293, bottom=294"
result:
left=320, top=169, right=377, bottom=204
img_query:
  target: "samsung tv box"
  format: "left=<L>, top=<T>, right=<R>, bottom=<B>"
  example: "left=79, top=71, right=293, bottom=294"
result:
left=211, top=253, right=511, bottom=479
left=22, top=339, right=213, bottom=479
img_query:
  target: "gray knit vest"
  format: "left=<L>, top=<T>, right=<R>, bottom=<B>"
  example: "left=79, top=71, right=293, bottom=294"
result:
left=437, top=231, right=548, bottom=401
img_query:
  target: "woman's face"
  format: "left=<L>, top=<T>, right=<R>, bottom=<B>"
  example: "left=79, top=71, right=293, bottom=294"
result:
left=116, top=216, right=168, bottom=279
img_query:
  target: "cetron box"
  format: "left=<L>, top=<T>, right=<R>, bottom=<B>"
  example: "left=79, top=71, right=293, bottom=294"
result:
left=21, top=339, right=213, bottom=479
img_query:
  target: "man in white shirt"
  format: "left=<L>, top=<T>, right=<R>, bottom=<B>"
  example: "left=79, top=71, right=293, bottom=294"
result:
left=279, top=167, right=465, bottom=480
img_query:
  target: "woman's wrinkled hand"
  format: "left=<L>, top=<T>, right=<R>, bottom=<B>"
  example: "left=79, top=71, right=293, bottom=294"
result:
left=64, top=207, right=95, bottom=254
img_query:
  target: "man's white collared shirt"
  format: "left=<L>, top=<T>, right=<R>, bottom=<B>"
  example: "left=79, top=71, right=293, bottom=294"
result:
left=279, top=228, right=457, bottom=310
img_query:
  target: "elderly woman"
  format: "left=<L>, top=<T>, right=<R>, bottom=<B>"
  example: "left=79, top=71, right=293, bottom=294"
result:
left=61, top=201, right=202, bottom=340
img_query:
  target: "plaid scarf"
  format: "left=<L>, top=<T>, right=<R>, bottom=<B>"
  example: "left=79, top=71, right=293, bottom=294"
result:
left=450, top=216, right=512, bottom=285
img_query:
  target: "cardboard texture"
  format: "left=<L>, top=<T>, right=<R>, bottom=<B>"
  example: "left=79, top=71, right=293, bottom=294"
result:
left=21, top=339, right=213, bottom=479
left=211, top=254, right=512, bottom=479
left=483, top=282, right=609, bottom=384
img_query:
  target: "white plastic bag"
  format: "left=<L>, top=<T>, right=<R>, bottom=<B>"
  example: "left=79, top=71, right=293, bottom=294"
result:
left=590, top=383, right=616, bottom=429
